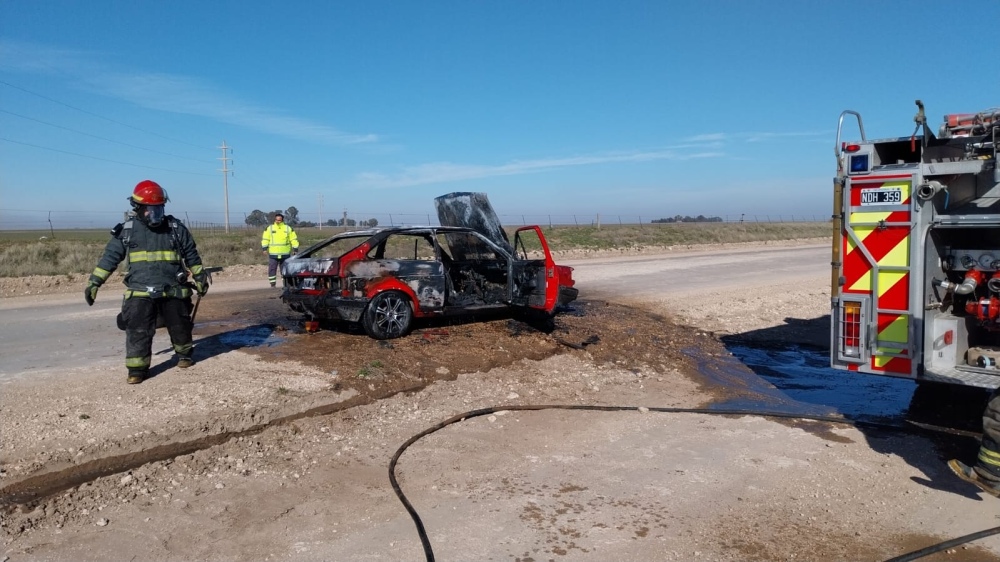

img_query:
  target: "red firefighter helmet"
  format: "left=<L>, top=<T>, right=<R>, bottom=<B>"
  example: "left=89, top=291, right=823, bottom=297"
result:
left=130, top=180, right=169, bottom=205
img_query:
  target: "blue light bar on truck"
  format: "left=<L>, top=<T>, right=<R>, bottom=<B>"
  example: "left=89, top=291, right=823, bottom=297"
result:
left=849, top=153, right=870, bottom=174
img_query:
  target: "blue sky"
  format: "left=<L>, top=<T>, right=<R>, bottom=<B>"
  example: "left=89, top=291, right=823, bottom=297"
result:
left=2, top=1, right=999, bottom=229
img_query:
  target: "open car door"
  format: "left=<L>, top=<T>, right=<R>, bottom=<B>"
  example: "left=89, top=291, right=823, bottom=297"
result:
left=436, top=191, right=577, bottom=313
left=512, top=226, right=560, bottom=313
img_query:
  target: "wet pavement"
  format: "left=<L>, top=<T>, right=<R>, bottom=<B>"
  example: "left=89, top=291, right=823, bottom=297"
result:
left=215, top=324, right=285, bottom=348
left=713, top=343, right=989, bottom=435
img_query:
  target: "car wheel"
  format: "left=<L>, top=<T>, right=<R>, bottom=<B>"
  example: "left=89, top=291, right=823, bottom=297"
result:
left=362, top=290, right=413, bottom=339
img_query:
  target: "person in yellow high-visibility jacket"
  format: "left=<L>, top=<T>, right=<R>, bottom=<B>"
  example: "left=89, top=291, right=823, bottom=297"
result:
left=261, top=212, right=299, bottom=287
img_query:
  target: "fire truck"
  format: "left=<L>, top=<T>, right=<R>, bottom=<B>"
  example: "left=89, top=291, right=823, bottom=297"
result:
left=831, top=100, right=1000, bottom=389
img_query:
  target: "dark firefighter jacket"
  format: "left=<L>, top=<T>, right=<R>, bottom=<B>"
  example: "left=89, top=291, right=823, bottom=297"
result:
left=89, top=215, right=205, bottom=299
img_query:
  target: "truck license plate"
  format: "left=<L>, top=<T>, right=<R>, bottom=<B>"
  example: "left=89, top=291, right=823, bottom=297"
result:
left=860, top=187, right=902, bottom=206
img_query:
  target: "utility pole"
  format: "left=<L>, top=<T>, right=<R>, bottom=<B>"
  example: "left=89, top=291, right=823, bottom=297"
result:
left=318, top=193, right=324, bottom=230
left=218, top=141, right=232, bottom=233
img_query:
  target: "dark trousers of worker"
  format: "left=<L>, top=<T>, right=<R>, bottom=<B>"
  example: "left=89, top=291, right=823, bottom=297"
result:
left=122, top=296, right=193, bottom=375
left=268, top=254, right=289, bottom=286
left=978, top=387, right=1000, bottom=482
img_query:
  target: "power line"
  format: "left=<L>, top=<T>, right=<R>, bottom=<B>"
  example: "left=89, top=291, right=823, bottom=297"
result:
left=0, top=79, right=214, bottom=150
left=0, top=109, right=214, bottom=163
left=0, top=208, right=124, bottom=214
left=0, top=137, right=215, bottom=176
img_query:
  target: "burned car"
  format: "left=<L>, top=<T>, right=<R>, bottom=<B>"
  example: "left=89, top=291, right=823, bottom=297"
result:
left=280, top=193, right=578, bottom=339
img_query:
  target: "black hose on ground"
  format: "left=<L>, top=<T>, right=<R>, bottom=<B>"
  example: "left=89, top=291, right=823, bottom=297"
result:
left=387, top=404, right=1000, bottom=562
left=885, top=525, right=1000, bottom=562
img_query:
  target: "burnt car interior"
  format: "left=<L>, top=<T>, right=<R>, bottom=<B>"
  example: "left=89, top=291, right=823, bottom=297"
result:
left=434, top=231, right=510, bottom=307
left=287, top=228, right=548, bottom=310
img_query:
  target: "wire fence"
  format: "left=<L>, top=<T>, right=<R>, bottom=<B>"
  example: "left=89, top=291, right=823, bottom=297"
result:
left=0, top=209, right=829, bottom=232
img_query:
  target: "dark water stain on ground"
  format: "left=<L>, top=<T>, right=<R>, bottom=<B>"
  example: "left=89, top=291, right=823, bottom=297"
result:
left=723, top=344, right=916, bottom=424
left=216, top=324, right=285, bottom=348
left=699, top=339, right=989, bottom=432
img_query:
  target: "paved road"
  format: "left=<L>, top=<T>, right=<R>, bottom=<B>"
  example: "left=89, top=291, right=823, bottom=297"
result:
left=563, top=243, right=828, bottom=299
left=0, top=245, right=828, bottom=381
left=0, top=281, right=261, bottom=381
left=0, top=294, right=122, bottom=380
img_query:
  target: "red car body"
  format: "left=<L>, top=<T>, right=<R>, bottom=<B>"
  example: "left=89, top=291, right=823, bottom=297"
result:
left=281, top=193, right=577, bottom=339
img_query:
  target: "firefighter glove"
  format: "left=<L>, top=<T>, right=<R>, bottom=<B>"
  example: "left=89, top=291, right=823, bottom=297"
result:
left=84, top=282, right=99, bottom=306
left=193, top=271, right=210, bottom=296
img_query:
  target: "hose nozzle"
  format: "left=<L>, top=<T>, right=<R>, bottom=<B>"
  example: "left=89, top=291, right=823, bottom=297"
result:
left=933, top=277, right=958, bottom=293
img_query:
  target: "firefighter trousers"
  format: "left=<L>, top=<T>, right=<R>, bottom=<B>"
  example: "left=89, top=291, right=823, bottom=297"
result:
left=978, top=387, right=1000, bottom=482
left=122, top=296, right=194, bottom=374
left=268, top=254, right=289, bottom=285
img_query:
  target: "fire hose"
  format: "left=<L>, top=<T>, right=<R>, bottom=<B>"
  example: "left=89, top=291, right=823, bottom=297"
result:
left=389, top=404, right=1000, bottom=562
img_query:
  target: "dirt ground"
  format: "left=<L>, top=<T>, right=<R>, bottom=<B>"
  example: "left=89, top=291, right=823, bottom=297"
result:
left=2, top=247, right=999, bottom=561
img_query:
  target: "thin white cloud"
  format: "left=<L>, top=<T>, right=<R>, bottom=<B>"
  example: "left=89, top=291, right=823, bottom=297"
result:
left=0, top=40, right=94, bottom=73
left=354, top=148, right=724, bottom=189
left=0, top=40, right=377, bottom=145
left=685, top=133, right=728, bottom=142
left=744, top=131, right=827, bottom=143
left=94, top=71, right=377, bottom=145
left=685, top=131, right=827, bottom=143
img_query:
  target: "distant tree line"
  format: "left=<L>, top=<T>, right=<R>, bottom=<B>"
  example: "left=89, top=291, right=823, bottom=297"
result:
left=247, top=208, right=725, bottom=228
left=323, top=218, right=379, bottom=228
left=245, top=207, right=377, bottom=228
left=245, top=207, right=301, bottom=227
left=651, top=215, right=724, bottom=223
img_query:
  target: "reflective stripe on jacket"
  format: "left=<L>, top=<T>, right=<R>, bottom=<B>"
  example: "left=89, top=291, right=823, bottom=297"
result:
left=262, top=223, right=299, bottom=255
left=89, top=216, right=203, bottom=296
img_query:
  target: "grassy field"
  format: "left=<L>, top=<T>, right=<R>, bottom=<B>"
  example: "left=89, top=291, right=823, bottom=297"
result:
left=0, top=222, right=831, bottom=278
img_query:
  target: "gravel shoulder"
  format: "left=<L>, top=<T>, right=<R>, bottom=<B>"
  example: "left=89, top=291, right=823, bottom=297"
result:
left=2, top=239, right=999, bottom=561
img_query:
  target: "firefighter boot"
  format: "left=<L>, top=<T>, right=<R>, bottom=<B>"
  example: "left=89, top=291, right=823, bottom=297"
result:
left=177, top=354, right=195, bottom=368
left=947, top=459, right=1000, bottom=498
left=126, top=370, right=146, bottom=385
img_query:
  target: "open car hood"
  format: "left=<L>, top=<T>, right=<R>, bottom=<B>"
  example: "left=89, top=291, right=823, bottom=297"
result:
left=434, top=192, right=513, bottom=254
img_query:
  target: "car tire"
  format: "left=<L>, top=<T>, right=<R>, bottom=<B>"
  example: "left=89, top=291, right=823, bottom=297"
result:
left=362, top=290, right=413, bottom=339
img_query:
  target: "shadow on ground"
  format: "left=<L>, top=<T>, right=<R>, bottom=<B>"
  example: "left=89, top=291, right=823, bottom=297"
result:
left=146, top=323, right=282, bottom=381
left=715, top=314, right=992, bottom=501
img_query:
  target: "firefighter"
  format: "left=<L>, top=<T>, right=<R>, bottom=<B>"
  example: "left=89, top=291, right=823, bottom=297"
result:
left=949, top=392, right=1000, bottom=497
left=84, top=180, right=209, bottom=385
left=261, top=211, right=299, bottom=287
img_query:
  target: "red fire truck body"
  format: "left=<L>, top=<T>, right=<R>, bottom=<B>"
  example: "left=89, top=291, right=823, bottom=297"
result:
left=831, top=101, right=1000, bottom=388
